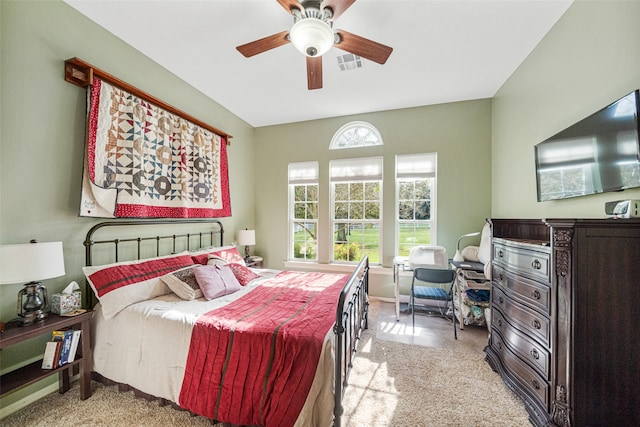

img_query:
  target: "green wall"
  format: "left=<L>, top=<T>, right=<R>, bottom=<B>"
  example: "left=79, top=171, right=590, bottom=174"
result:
left=0, top=0, right=255, bottom=413
left=492, top=0, right=640, bottom=217
left=253, top=100, right=493, bottom=298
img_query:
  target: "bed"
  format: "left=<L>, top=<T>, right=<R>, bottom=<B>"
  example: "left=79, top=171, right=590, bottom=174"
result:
left=83, top=219, right=369, bottom=427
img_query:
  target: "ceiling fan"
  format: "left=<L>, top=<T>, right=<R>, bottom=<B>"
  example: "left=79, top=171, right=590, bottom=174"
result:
left=236, top=0, right=393, bottom=90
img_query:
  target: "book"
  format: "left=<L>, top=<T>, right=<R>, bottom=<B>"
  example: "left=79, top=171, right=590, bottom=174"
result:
left=53, top=341, right=63, bottom=369
left=42, top=341, right=59, bottom=369
left=59, top=330, right=74, bottom=366
left=51, top=330, right=65, bottom=343
left=67, top=330, right=82, bottom=363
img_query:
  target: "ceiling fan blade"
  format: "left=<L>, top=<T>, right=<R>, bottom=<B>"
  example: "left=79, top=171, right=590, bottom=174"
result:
left=335, top=30, right=393, bottom=64
left=322, top=0, right=356, bottom=21
left=307, top=56, right=323, bottom=90
left=236, top=30, right=290, bottom=58
left=276, top=0, right=303, bottom=13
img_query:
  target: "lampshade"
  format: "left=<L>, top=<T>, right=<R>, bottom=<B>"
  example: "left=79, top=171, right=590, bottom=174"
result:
left=237, top=230, right=256, bottom=247
left=0, top=241, right=65, bottom=284
left=289, top=18, right=334, bottom=57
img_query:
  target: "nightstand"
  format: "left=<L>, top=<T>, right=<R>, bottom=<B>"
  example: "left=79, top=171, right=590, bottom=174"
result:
left=0, top=310, right=94, bottom=400
left=246, top=256, right=263, bottom=268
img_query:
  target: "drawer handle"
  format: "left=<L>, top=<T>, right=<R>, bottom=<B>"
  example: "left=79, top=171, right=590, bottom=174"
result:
left=498, top=296, right=504, bottom=304
left=530, top=348, right=539, bottom=360
left=499, top=273, right=504, bottom=281
left=498, top=342, right=503, bottom=350
left=497, top=319, right=502, bottom=327
left=498, top=250, right=504, bottom=258
left=532, top=259, right=542, bottom=270
left=531, top=379, right=540, bottom=390
left=532, top=290, right=541, bottom=300
left=531, top=319, right=542, bottom=329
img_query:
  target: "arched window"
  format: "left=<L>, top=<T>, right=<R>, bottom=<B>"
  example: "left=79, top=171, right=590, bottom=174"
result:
left=329, top=121, right=383, bottom=150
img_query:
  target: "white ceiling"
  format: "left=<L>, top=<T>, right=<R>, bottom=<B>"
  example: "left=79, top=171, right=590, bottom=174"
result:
left=64, top=0, right=573, bottom=128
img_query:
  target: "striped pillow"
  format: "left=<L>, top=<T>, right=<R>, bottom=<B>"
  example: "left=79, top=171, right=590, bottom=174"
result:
left=83, top=251, right=194, bottom=320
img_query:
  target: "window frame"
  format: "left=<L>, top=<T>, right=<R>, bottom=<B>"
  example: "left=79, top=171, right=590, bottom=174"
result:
left=395, top=153, right=437, bottom=256
left=330, top=156, right=383, bottom=265
left=288, top=161, right=319, bottom=262
left=329, top=121, right=383, bottom=150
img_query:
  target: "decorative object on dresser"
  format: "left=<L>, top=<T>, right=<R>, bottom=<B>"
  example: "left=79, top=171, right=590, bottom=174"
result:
left=485, top=218, right=640, bottom=427
left=0, top=241, right=65, bottom=326
left=237, top=228, right=256, bottom=263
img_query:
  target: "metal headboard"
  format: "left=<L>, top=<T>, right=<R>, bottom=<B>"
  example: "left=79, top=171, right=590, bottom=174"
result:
left=83, top=219, right=224, bottom=307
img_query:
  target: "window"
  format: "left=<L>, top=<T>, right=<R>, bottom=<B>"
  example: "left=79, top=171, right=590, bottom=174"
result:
left=396, top=153, right=437, bottom=256
left=329, top=121, right=383, bottom=150
left=288, top=161, right=319, bottom=261
left=330, top=157, right=383, bottom=264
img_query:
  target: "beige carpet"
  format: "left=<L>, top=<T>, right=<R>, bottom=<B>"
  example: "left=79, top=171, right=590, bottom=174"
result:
left=2, top=301, right=529, bottom=426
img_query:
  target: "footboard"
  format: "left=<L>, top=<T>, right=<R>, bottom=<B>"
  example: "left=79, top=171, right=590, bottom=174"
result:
left=334, top=255, right=369, bottom=427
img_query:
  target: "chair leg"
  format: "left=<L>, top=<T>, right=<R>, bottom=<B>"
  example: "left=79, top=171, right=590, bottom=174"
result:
left=453, top=302, right=457, bottom=340
left=411, top=290, right=415, bottom=333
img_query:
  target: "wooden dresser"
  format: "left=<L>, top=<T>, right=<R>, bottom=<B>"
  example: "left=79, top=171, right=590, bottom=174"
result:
left=485, top=218, right=640, bottom=427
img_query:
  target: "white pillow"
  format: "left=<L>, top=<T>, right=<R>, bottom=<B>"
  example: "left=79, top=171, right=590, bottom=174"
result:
left=461, top=246, right=479, bottom=262
left=83, top=251, right=194, bottom=320
left=477, top=223, right=492, bottom=265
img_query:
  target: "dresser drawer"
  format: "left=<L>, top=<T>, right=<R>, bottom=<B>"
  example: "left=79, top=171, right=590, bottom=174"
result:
left=491, top=330, right=550, bottom=411
left=493, top=264, right=551, bottom=316
left=493, top=308, right=550, bottom=379
left=493, top=241, right=550, bottom=283
left=492, top=286, right=550, bottom=347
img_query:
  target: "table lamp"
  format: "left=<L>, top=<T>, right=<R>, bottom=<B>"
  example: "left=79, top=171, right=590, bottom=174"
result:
left=0, top=241, right=65, bottom=326
left=453, top=232, right=481, bottom=262
left=237, top=229, right=256, bottom=263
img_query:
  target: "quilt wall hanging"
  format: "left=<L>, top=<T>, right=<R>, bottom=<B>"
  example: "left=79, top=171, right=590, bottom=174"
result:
left=65, top=58, right=232, bottom=219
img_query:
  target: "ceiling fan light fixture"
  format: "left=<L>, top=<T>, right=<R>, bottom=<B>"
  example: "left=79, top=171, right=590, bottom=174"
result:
left=290, top=18, right=334, bottom=57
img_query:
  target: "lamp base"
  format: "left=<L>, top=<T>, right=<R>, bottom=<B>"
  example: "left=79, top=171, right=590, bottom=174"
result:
left=18, top=310, right=47, bottom=326
left=453, top=250, right=465, bottom=262
left=17, top=282, right=49, bottom=326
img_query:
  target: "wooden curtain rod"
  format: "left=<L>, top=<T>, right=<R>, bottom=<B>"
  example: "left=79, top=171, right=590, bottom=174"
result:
left=64, top=57, right=232, bottom=143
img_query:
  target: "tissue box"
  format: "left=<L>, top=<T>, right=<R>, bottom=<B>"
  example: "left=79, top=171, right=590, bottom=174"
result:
left=50, top=291, right=82, bottom=314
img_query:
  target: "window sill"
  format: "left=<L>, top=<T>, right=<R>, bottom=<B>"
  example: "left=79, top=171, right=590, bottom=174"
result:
left=283, top=261, right=391, bottom=276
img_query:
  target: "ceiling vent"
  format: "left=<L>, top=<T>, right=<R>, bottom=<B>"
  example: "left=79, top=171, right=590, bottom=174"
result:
left=337, top=54, right=363, bottom=71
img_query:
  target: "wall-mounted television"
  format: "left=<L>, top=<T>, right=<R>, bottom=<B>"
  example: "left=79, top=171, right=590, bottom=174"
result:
left=535, top=90, right=640, bottom=202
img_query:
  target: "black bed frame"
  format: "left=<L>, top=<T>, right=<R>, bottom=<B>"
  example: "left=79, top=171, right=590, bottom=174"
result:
left=83, top=219, right=369, bottom=427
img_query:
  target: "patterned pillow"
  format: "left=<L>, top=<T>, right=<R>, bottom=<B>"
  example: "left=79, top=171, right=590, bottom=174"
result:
left=190, top=246, right=246, bottom=266
left=193, top=264, right=242, bottom=300
left=160, top=266, right=203, bottom=300
left=227, top=263, right=260, bottom=286
left=83, top=251, right=194, bottom=320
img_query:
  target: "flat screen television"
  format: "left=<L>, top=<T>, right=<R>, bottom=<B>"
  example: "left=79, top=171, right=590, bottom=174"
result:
left=535, top=90, right=640, bottom=202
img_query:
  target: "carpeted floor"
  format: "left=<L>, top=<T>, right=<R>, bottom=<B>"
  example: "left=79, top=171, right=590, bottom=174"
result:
left=2, top=300, right=530, bottom=426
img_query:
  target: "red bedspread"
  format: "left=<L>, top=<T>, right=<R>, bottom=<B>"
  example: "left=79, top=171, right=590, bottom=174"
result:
left=179, top=271, right=349, bottom=427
